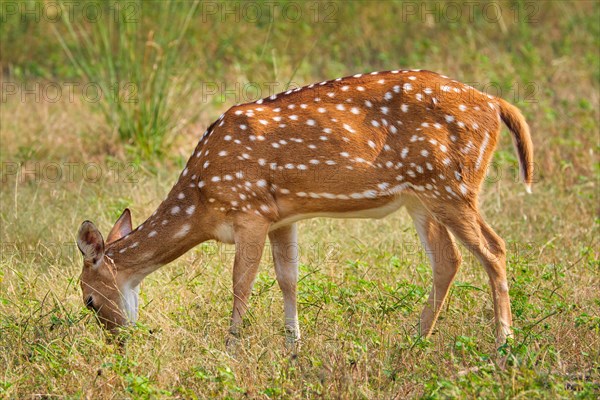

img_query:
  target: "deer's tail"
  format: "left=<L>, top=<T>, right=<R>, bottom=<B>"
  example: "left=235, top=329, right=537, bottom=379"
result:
left=497, top=97, right=534, bottom=193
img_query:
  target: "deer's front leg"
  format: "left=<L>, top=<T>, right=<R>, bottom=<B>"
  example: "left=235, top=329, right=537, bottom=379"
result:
left=269, top=223, right=300, bottom=351
left=229, top=217, right=270, bottom=345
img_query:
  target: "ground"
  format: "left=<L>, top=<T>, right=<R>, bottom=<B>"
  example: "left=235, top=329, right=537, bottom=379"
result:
left=0, top=1, right=598, bottom=398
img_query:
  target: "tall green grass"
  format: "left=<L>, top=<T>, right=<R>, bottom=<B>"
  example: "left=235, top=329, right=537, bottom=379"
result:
left=54, top=0, right=200, bottom=158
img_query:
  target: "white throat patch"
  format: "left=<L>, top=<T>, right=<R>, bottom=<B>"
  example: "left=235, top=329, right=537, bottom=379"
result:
left=121, top=283, right=140, bottom=324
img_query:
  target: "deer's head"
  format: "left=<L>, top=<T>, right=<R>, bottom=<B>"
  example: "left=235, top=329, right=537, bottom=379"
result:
left=76, top=209, right=139, bottom=333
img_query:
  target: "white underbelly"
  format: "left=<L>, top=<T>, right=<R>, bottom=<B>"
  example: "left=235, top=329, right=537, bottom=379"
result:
left=269, top=195, right=406, bottom=231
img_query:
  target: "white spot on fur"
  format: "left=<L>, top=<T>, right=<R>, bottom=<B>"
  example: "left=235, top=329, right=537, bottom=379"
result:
left=475, top=132, right=490, bottom=170
left=174, top=224, right=191, bottom=239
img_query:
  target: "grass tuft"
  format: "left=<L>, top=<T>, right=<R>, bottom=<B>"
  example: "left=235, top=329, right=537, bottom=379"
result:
left=53, top=0, right=201, bottom=158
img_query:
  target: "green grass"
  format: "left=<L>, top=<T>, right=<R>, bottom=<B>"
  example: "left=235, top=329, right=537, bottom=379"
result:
left=1, top=0, right=599, bottom=398
left=53, top=0, right=201, bottom=158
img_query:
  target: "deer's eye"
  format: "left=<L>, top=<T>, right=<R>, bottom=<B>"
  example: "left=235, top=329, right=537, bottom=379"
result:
left=85, top=296, right=96, bottom=311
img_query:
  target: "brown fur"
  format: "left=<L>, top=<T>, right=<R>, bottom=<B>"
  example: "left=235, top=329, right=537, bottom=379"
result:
left=77, top=69, right=532, bottom=350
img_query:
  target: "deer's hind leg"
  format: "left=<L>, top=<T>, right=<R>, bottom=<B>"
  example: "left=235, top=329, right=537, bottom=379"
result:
left=430, top=202, right=513, bottom=347
left=407, top=201, right=462, bottom=338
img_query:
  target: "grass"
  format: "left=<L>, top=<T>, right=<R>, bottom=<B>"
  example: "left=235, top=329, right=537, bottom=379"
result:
left=1, top=0, right=599, bottom=398
left=53, top=0, right=201, bottom=158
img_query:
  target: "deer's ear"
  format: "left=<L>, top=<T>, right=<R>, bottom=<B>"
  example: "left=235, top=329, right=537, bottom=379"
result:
left=77, top=221, right=105, bottom=268
left=106, top=208, right=132, bottom=244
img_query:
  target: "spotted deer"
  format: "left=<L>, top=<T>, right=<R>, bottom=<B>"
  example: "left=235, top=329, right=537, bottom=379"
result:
left=77, top=69, right=533, bottom=350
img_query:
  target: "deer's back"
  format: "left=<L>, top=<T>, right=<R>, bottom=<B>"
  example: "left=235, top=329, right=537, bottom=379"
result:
left=188, top=70, right=502, bottom=221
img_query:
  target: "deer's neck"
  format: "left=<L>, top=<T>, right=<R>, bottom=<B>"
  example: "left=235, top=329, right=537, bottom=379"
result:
left=106, top=175, right=211, bottom=285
